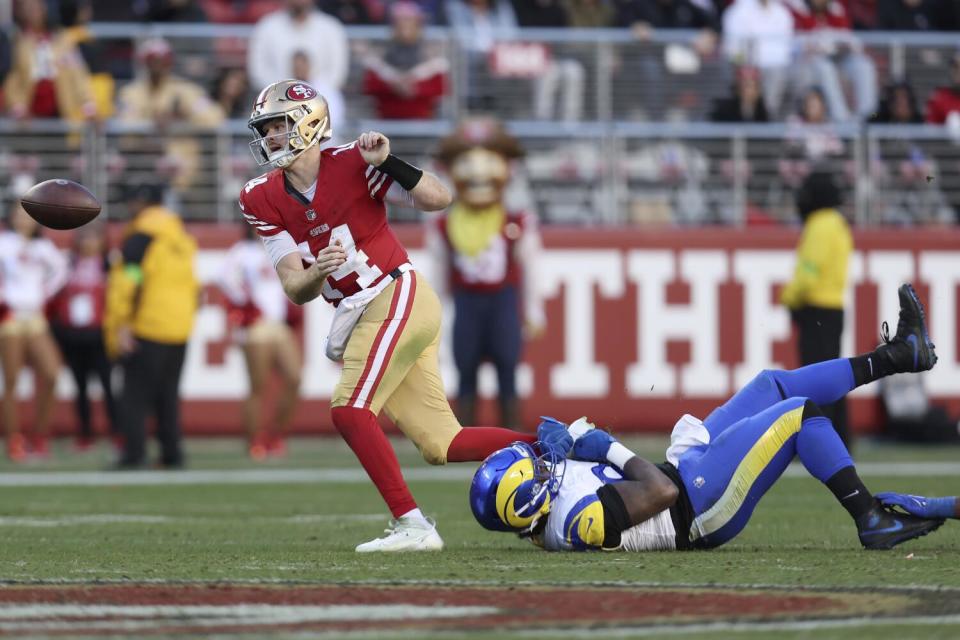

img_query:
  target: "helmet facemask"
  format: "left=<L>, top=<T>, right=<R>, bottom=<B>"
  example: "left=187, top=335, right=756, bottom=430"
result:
left=470, top=442, right=565, bottom=534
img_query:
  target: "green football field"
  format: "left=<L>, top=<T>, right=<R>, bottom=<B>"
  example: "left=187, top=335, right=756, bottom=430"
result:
left=0, top=436, right=958, bottom=639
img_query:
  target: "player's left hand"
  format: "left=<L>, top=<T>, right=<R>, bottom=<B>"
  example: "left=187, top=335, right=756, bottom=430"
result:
left=358, top=131, right=390, bottom=167
left=572, top=429, right=616, bottom=463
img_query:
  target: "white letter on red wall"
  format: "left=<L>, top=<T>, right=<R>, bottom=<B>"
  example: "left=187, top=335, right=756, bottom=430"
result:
left=627, top=250, right=728, bottom=397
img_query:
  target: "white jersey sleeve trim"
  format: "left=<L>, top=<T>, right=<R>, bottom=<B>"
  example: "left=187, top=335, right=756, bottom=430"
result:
left=260, top=229, right=300, bottom=269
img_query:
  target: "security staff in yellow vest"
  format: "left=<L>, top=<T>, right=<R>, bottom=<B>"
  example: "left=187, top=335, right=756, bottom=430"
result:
left=781, top=171, right=853, bottom=448
left=104, top=183, right=199, bottom=468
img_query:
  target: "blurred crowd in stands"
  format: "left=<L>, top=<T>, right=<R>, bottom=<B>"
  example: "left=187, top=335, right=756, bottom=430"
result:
left=1, top=0, right=958, bottom=125
left=0, top=0, right=958, bottom=226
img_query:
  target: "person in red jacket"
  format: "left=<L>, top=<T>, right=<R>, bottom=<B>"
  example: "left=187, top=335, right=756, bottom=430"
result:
left=361, top=2, right=447, bottom=119
left=48, top=222, right=118, bottom=452
left=926, top=51, right=960, bottom=125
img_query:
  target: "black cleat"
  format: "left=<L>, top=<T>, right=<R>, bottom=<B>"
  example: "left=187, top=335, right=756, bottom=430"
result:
left=857, top=501, right=945, bottom=550
left=877, top=284, right=938, bottom=373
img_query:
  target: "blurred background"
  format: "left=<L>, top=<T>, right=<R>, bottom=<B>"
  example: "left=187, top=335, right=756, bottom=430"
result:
left=1, top=0, right=959, bottom=463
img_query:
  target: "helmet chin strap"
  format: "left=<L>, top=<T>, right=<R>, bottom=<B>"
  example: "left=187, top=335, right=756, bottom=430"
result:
left=271, top=133, right=321, bottom=169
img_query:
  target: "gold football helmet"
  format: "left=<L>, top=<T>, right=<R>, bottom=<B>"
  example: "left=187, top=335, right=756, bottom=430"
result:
left=248, top=80, right=331, bottom=169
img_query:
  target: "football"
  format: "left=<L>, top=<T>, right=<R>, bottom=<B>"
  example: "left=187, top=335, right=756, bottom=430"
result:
left=20, top=179, right=101, bottom=230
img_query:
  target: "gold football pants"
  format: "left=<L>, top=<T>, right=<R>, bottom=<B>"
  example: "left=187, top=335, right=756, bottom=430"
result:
left=331, top=271, right=462, bottom=464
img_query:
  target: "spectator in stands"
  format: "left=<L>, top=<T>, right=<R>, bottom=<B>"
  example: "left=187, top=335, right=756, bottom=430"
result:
left=926, top=51, right=960, bottom=125
left=287, top=50, right=345, bottom=136
left=845, top=0, right=879, bottom=27
left=781, top=171, right=853, bottom=449
left=872, top=81, right=923, bottom=124
left=4, top=0, right=95, bottom=124
left=621, top=0, right=718, bottom=47
left=60, top=0, right=115, bottom=120
left=118, top=38, right=223, bottom=126
left=117, top=38, right=224, bottom=194
left=505, top=0, right=586, bottom=121
left=564, top=0, right=618, bottom=27
left=202, top=0, right=282, bottom=23
left=0, top=201, right=69, bottom=462
left=622, top=0, right=720, bottom=119
left=869, top=82, right=954, bottom=226
left=318, top=0, right=384, bottom=24
left=722, top=0, right=795, bottom=118
left=105, top=182, right=199, bottom=469
left=362, top=2, right=448, bottom=119
left=877, top=0, right=938, bottom=29
left=788, top=0, right=877, bottom=122
left=217, top=225, right=303, bottom=461
left=48, top=222, right=118, bottom=452
left=710, top=65, right=769, bottom=122
left=145, top=0, right=209, bottom=22
left=511, top=0, right=567, bottom=25
left=785, top=86, right=844, bottom=161
left=211, top=67, right=250, bottom=119
left=248, top=0, right=348, bottom=109
left=446, top=0, right=519, bottom=110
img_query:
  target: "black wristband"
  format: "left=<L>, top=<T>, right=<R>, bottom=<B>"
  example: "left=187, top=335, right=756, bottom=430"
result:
left=377, top=154, right=423, bottom=191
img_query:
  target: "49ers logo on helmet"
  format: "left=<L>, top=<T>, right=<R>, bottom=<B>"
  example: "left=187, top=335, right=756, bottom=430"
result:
left=285, top=83, right=317, bottom=101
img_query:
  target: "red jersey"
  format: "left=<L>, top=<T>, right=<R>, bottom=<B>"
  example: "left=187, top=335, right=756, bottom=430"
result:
left=437, top=210, right=529, bottom=292
left=47, top=255, right=107, bottom=329
left=238, top=142, right=410, bottom=306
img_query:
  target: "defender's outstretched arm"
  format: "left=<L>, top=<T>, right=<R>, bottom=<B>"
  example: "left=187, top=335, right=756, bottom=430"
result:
left=573, top=430, right=678, bottom=527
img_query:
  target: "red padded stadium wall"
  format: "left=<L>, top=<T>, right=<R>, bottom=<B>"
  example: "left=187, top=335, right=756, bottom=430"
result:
left=39, top=224, right=960, bottom=435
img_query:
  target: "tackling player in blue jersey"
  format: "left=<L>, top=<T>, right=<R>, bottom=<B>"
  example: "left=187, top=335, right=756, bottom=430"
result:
left=471, top=284, right=957, bottom=552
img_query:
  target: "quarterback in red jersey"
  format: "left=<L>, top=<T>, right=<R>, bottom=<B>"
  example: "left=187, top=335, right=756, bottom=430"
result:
left=239, top=79, right=557, bottom=552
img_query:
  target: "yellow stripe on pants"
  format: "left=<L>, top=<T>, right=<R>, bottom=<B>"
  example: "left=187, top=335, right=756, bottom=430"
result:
left=690, top=407, right=804, bottom=541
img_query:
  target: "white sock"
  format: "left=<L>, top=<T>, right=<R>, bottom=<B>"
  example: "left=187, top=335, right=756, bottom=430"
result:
left=400, top=508, right=427, bottom=523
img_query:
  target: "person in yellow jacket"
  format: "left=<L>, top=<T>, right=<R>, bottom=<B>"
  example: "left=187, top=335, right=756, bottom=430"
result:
left=104, top=183, right=199, bottom=469
left=781, top=170, right=854, bottom=448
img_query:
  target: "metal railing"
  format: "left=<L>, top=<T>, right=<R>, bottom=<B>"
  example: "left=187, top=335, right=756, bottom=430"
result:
left=2, top=118, right=957, bottom=226
left=84, top=23, right=960, bottom=123
left=1, top=25, right=957, bottom=225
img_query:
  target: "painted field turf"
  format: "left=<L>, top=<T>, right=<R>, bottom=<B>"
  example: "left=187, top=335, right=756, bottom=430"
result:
left=0, top=436, right=957, bottom=639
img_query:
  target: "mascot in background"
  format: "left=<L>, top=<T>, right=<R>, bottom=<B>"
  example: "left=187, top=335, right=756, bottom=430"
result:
left=428, top=117, right=545, bottom=428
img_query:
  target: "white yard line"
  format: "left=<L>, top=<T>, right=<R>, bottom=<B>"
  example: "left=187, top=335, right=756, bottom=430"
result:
left=511, top=614, right=960, bottom=638
left=0, top=513, right=387, bottom=527
left=0, top=461, right=957, bottom=487
left=2, top=577, right=959, bottom=593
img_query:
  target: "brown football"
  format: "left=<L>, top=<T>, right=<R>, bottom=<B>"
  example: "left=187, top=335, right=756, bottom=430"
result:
left=20, top=179, right=102, bottom=230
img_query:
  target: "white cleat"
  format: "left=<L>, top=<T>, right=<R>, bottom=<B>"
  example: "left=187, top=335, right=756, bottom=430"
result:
left=355, top=516, right=445, bottom=553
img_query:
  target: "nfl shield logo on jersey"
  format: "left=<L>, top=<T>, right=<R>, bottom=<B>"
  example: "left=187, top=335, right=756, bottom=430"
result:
left=305, top=209, right=316, bottom=221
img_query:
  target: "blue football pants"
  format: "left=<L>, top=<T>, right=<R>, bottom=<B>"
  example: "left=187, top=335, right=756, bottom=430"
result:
left=677, top=359, right=857, bottom=548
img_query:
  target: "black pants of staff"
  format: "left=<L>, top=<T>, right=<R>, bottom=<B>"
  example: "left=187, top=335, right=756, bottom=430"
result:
left=117, top=338, right=186, bottom=467
left=52, top=326, right=118, bottom=439
left=795, top=306, right=850, bottom=449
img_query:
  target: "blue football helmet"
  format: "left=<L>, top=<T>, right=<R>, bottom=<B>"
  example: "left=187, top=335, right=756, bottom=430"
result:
left=470, top=442, right=565, bottom=533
